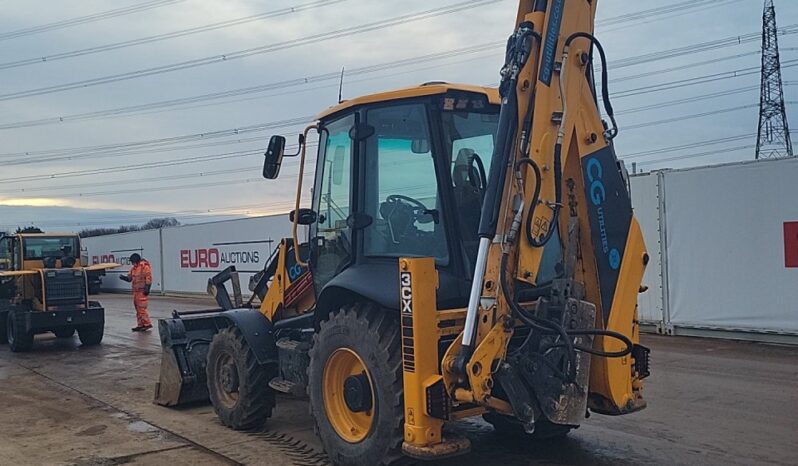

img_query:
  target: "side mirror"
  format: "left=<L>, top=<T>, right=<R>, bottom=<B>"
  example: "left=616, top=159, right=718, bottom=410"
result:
left=263, top=135, right=286, bottom=179
left=289, top=208, right=318, bottom=226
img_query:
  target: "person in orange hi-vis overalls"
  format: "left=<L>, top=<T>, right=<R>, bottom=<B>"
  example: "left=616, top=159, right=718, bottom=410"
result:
left=119, top=253, right=153, bottom=332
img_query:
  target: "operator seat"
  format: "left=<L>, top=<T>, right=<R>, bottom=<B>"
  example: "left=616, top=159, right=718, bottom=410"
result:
left=452, top=148, right=484, bottom=266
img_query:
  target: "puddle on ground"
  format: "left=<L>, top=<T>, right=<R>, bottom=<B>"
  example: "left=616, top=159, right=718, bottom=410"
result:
left=127, top=420, right=159, bottom=433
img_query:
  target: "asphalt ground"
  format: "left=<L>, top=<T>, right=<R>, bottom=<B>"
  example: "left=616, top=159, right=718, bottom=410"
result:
left=0, top=293, right=796, bottom=466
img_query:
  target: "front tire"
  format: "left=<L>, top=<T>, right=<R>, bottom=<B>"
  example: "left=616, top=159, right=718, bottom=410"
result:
left=8, top=310, right=34, bottom=352
left=308, top=303, right=403, bottom=466
left=78, top=323, right=104, bottom=346
left=207, top=326, right=276, bottom=430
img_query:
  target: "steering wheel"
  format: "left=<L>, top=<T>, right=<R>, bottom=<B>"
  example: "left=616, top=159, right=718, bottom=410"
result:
left=386, top=195, right=437, bottom=224
left=381, top=194, right=436, bottom=245
left=387, top=194, right=426, bottom=211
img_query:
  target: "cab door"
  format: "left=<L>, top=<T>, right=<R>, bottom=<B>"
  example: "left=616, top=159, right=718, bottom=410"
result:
left=310, top=113, right=356, bottom=292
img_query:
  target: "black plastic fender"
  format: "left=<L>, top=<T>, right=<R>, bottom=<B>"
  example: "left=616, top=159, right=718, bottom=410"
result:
left=213, top=308, right=278, bottom=365
left=314, top=261, right=470, bottom=326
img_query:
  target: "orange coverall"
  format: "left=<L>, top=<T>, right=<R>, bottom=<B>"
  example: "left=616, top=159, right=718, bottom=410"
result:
left=130, top=260, right=153, bottom=327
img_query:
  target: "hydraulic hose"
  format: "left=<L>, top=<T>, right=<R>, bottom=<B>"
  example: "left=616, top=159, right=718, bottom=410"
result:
left=525, top=143, right=561, bottom=248
left=544, top=328, right=633, bottom=358
left=499, top=251, right=577, bottom=381
left=564, top=32, right=618, bottom=140
left=456, top=21, right=538, bottom=377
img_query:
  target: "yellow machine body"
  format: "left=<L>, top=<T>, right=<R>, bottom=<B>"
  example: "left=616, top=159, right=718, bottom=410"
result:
left=157, top=2, right=650, bottom=463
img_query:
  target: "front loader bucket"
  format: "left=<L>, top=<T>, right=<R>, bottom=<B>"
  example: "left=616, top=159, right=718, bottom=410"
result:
left=153, top=310, right=225, bottom=406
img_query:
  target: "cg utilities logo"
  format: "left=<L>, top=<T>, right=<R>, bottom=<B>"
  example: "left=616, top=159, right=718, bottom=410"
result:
left=586, top=157, right=621, bottom=271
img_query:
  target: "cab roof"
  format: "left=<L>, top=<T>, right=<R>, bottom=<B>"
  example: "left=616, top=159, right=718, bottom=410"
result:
left=316, top=82, right=500, bottom=120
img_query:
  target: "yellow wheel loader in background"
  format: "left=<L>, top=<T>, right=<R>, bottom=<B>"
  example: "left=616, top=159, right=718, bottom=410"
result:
left=0, top=233, right=119, bottom=351
left=155, top=1, right=651, bottom=464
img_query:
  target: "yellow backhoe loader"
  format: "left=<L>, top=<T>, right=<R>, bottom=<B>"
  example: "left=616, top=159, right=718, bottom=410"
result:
left=155, top=1, right=651, bottom=464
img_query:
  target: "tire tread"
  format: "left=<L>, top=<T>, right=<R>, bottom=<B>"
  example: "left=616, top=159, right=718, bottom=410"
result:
left=308, top=303, right=404, bottom=466
left=208, top=326, right=275, bottom=430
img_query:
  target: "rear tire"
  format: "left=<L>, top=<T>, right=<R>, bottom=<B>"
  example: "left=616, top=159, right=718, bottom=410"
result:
left=54, top=327, right=75, bottom=338
left=8, top=310, right=33, bottom=352
left=483, top=412, right=573, bottom=440
left=78, top=323, right=104, bottom=346
left=207, top=326, right=276, bottom=430
left=0, top=312, right=8, bottom=344
left=308, top=303, right=403, bottom=466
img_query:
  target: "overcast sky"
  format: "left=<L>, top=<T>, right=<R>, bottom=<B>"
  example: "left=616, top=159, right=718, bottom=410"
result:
left=0, top=0, right=795, bottom=232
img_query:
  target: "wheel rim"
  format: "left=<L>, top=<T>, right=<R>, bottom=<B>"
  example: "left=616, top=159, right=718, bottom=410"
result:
left=211, top=350, right=240, bottom=408
left=322, top=348, right=375, bottom=443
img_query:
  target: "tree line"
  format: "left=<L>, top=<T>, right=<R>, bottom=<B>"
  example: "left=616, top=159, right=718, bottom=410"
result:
left=6, top=218, right=181, bottom=238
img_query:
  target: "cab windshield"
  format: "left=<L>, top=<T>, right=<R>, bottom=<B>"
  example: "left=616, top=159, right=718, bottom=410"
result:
left=362, top=103, right=447, bottom=262
left=23, top=237, right=80, bottom=260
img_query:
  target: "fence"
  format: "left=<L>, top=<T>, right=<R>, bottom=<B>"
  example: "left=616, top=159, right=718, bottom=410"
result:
left=84, top=214, right=292, bottom=296
left=630, top=157, right=798, bottom=344
left=84, top=158, right=798, bottom=344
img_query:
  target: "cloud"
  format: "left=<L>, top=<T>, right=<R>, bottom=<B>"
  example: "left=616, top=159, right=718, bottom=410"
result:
left=0, top=0, right=794, bottom=223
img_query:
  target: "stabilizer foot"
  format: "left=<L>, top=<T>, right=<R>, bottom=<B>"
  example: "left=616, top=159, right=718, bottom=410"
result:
left=402, top=435, right=471, bottom=461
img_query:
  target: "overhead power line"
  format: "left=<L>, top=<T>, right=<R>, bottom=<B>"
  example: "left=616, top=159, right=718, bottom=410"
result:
left=613, top=58, right=798, bottom=99
left=0, top=0, right=506, bottom=102
left=1, top=200, right=300, bottom=229
left=610, top=24, right=798, bottom=70
left=3, top=30, right=791, bottom=132
left=597, top=0, right=737, bottom=27
left=620, top=134, right=756, bottom=159
left=0, top=149, right=265, bottom=184
left=0, top=116, right=312, bottom=161
left=0, top=43, right=502, bottom=130
left=0, top=0, right=346, bottom=70
left=0, top=0, right=185, bottom=42
left=0, top=0, right=728, bottom=72
left=616, top=86, right=761, bottom=115
left=4, top=1, right=788, bottom=104
left=623, top=104, right=760, bottom=132
left=637, top=145, right=757, bottom=166
left=2, top=56, right=789, bottom=167
left=0, top=140, right=318, bottom=184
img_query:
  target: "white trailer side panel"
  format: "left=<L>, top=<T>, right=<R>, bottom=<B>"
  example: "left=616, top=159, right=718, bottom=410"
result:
left=630, top=172, right=665, bottom=327
left=663, top=158, right=798, bottom=333
left=83, top=229, right=163, bottom=292
left=160, top=215, right=292, bottom=295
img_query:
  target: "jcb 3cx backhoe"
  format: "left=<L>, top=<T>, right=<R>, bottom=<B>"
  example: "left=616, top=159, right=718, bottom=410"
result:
left=155, top=1, right=651, bottom=464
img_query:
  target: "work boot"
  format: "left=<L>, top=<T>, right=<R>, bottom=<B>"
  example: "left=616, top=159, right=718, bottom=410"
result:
left=141, top=324, right=153, bottom=332
left=131, top=326, right=143, bottom=332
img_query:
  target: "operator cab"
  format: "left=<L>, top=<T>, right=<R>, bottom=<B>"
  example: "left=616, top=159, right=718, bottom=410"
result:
left=265, top=83, right=500, bottom=310
left=0, top=234, right=81, bottom=271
